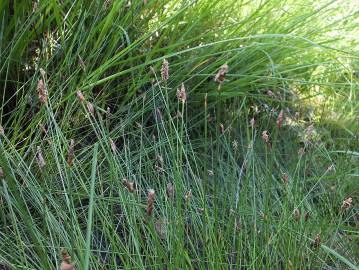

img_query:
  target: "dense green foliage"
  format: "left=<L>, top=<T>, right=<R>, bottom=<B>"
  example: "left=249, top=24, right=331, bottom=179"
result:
left=0, top=0, right=358, bottom=269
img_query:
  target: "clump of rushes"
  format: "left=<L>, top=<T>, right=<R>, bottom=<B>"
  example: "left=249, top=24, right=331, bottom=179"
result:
left=277, top=110, right=284, bottom=129
left=147, top=189, right=155, bottom=216
left=60, top=249, right=75, bottom=270
left=161, top=59, right=169, bottom=81
left=76, top=90, right=85, bottom=102
left=67, top=139, right=75, bottom=167
left=166, top=182, right=174, bottom=198
left=109, top=138, right=117, bottom=152
left=177, top=83, right=187, bottom=103
left=341, top=197, right=353, bottom=212
left=214, top=64, right=229, bottom=84
left=123, top=179, right=135, bottom=193
left=36, top=146, right=46, bottom=170
left=0, top=167, right=4, bottom=178
left=37, top=79, right=48, bottom=105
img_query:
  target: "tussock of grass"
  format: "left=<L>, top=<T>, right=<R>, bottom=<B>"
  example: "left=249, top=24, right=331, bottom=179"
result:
left=0, top=0, right=358, bottom=269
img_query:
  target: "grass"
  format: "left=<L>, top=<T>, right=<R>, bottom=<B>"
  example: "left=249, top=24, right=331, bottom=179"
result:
left=0, top=0, right=358, bottom=269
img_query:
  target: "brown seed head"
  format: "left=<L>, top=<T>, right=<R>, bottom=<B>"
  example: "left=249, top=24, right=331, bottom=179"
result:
left=214, top=64, right=229, bottom=84
left=37, top=79, right=48, bottom=105
left=161, top=59, right=169, bottom=81
left=37, top=146, right=46, bottom=170
left=123, top=179, right=135, bottom=193
left=86, top=102, right=94, bottom=116
left=277, top=110, right=284, bottom=129
left=60, top=249, right=75, bottom=270
left=177, top=83, right=187, bottom=103
left=250, top=118, right=255, bottom=128
left=76, top=91, right=85, bottom=102
left=67, top=139, right=75, bottom=167
left=313, top=234, right=321, bottom=249
left=341, top=197, right=353, bottom=212
left=282, top=173, right=289, bottom=185
left=262, top=130, right=269, bottom=143
left=147, top=189, right=155, bottom=216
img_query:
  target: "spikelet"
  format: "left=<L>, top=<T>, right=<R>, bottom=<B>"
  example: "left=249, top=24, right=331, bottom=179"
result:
left=214, top=64, right=229, bottom=84
left=38, top=79, right=48, bottom=105
left=341, top=197, right=353, bottom=212
left=166, top=182, right=174, bottom=198
left=60, top=249, right=75, bottom=270
left=76, top=91, right=85, bottom=102
left=161, top=59, right=169, bottom=81
left=177, top=83, right=187, bottom=103
left=277, top=110, right=284, bottom=129
left=147, top=189, right=155, bottom=216
left=67, top=139, right=75, bottom=167
left=123, top=179, right=135, bottom=193
left=36, top=146, right=46, bottom=170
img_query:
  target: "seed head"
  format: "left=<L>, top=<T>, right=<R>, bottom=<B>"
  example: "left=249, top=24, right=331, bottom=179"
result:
left=86, top=102, right=94, bottom=116
left=306, top=124, right=314, bottom=141
left=282, top=173, right=289, bottom=185
left=123, top=179, right=135, bottom=193
left=109, top=138, right=117, bottom=152
left=147, top=189, right=155, bottom=216
left=161, top=59, right=169, bottom=81
left=177, top=83, right=187, bottom=103
left=37, top=79, right=48, bottom=105
left=67, top=139, right=75, bottom=167
left=250, top=118, right=255, bottom=128
left=277, top=110, right=284, bottom=129
left=293, top=208, right=300, bottom=221
left=214, top=64, right=229, bottom=84
left=219, top=123, right=225, bottom=134
left=341, top=197, right=353, bottom=212
left=76, top=91, right=85, bottom=102
left=313, top=234, right=321, bottom=249
left=262, top=130, right=269, bottom=143
left=0, top=167, right=4, bottom=178
left=36, top=146, right=46, bottom=170
left=60, top=249, right=75, bottom=270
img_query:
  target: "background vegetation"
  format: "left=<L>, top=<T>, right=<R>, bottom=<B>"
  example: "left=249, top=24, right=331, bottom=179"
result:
left=0, top=0, right=358, bottom=269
